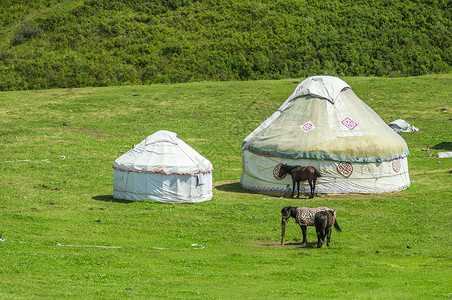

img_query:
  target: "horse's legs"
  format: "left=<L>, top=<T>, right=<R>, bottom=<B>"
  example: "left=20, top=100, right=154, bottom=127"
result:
left=300, top=226, right=307, bottom=246
left=312, top=178, right=317, bottom=198
left=296, top=181, right=300, bottom=198
left=326, top=226, right=332, bottom=247
left=316, top=227, right=324, bottom=248
left=308, top=179, right=314, bottom=199
left=291, top=179, right=296, bottom=198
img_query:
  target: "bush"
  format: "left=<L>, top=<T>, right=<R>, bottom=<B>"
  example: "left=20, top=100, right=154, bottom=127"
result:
left=11, top=23, right=42, bottom=46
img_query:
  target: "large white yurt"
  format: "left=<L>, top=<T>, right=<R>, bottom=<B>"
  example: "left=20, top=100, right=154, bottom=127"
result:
left=240, top=76, right=410, bottom=194
left=113, top=130, right=213, bottom=203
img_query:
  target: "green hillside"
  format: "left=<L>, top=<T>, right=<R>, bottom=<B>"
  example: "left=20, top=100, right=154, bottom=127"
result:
left=1, top=0, right=451, bottom=91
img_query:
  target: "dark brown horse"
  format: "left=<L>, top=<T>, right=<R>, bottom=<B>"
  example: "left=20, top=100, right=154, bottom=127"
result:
left=314, top=210, right=342, bottom=248
left=278, top=164, right=322, bottom=198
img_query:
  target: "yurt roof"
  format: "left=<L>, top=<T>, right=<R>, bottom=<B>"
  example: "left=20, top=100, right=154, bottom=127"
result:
left=287, top=75, right=350, bottom=104
left=243, top=76, right=409, bottom=163
left=113, top=130, right=213, bottom=175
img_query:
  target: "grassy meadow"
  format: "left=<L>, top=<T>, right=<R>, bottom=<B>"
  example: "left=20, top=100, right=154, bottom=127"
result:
left=0, top=74, right=451, bottom=298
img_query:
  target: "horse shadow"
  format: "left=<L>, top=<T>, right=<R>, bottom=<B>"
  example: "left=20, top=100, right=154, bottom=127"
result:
left=92, top=195, right=134, bottom=204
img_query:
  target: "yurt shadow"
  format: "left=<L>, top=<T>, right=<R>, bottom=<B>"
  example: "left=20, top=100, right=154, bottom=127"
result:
left=214, top=182, right=254, bottom=194
left=432, top=142, right=452, bottom=150
left=215, top=182, right=310, bottom=199
left=214, top=181, right=289, bottom=197
left=92, top=195, right=134, bottom=204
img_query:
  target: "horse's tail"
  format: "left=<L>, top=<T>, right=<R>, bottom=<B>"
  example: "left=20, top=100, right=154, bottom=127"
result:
left=334, top=219, right=342, bottom=232
left=329, top=209, right=341, bottom=232
left=314, top=167, right=322, bottom=178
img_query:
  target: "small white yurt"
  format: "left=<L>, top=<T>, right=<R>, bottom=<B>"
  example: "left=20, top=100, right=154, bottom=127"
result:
left=113, top=130, right=213, bottom=203
left=241, top=76, right=410, bottom=194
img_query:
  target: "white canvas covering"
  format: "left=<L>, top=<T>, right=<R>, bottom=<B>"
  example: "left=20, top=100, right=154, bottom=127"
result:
left=241, top=76, right=410, bottom=194
left=388, top=119, right=420, bottom=133
left=113, top=130, right=213, bottom=203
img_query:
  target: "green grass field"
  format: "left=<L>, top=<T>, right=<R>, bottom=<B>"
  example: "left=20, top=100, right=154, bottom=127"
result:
left=0, top=75, right=451, bottom=299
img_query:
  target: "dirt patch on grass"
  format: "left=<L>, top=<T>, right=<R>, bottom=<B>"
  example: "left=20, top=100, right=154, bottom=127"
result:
left=251, top=240, right=318, bottom=248
left=65, top=126, right=113, bottom=141
left=251, top=238, right=318, bottom=248
left=60, top=88, right=90, bottom=94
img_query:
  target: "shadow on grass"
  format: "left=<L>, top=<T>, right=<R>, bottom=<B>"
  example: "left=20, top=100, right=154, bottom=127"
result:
left=254, top=240, right=318, bottom=248
left=92, top=195, right=134, bottom=204
left=214, top=181, right=310, bottom=199
left=284, top=242, right=319, bottom=249
left=214, top=182, right=256, bottom=194
left=432, top=142, right=452, bottom=150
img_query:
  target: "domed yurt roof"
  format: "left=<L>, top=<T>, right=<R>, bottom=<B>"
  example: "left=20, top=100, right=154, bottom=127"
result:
left=243, top=76, right=409, bottom=163
left=114, top=130, right=213, bottom=175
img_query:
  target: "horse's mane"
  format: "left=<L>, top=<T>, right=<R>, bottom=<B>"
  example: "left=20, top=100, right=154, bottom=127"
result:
left=282, top=164, right=297, bottom=174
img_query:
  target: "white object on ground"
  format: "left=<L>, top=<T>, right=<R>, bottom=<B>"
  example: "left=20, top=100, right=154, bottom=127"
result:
left=438, top=152, right=452, bottom=159
left=387, top=119, right=419, bottom=133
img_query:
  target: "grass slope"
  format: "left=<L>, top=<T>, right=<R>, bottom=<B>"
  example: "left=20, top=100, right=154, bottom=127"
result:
left=0, top=75, right=451, bottom=298
left=0, top=0, right=451, bottom=90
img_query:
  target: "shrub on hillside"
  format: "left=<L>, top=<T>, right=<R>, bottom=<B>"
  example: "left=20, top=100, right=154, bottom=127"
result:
left=0, top=0, right=451, bottom=90
left=11, top=23, right=42, bottom=46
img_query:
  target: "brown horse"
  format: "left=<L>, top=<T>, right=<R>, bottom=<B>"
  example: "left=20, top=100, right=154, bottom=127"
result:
left=314, top=210, right=342, bottom=248
left=278, top=164, right=322, bottom=198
